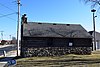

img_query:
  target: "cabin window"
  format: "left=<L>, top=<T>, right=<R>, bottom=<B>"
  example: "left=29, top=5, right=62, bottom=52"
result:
left=69, top=42, right=73, bottom=46
left=68, top=38, right=74, bottom=47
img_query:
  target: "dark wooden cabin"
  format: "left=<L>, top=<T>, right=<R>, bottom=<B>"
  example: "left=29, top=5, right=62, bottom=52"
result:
left=21, top=16, right=92, bottom=57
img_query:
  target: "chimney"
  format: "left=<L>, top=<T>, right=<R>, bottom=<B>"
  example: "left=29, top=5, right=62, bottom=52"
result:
left=21, top=14, right=27, bottom=24
left=24, top=17, right=27, bottom=24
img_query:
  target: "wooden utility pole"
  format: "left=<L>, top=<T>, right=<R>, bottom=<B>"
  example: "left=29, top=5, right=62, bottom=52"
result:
left=91, top=9, right=97, bottom=50
left=17, top=0, right=20, bottom=56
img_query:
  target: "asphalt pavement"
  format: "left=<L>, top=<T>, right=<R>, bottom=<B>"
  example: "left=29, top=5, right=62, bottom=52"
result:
left=0, top=44, right=17, bottom=57
left=0, top=44, right=17, bottom=67
left=0, top=62, right=7, bottom=67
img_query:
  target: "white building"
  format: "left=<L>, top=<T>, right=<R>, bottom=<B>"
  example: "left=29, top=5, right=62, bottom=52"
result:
left=89, top=31, right=100, bottom=50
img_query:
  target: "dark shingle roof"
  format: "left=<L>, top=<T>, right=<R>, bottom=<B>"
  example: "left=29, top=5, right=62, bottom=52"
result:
left=22, top=22, right=92, bottom=38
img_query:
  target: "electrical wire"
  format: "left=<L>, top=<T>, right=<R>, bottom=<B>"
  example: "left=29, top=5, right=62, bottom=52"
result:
left=0, top=2, right=17, bottom=21
left=0, top=12, right=17, bottom=18
left=0, top=2, right=25, bottom=21
left=0, top=2, right=33, bottom=22
left=0, top=2, right=23, bottom=16
left=0, top=2, right=16, bottom=12
left=0, top=13, right=16, bottom=21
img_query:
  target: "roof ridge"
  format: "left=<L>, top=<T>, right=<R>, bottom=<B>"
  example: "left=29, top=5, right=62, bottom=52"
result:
left=27, top=22, right=80, bottom=25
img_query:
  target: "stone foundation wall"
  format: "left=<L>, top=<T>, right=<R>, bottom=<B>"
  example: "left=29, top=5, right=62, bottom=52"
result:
left=22, top=47, right=92, bottom=57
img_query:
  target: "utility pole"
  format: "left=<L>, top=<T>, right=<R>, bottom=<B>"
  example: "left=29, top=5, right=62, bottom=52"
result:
left=91, top=9, right=97, bottom=50
left=0, top=31, right=4, bottom=40
left=17, top=0, right=20, bottom=56
left=9, top=35, right=11, bottom=40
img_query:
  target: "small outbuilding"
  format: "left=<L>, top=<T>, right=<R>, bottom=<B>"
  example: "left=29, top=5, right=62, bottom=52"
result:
left=21, top=16, right=92, bottom=57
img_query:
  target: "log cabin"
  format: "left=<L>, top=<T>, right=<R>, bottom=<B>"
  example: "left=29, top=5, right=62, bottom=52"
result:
left=21, top=15, right=92, bottom=57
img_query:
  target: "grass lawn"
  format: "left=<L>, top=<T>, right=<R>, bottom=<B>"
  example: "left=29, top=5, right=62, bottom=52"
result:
left=14, top=51, right=100, bottom=67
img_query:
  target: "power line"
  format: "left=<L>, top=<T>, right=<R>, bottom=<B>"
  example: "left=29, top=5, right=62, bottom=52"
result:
left=0, top=12, right=17, bottom=18
left=0, top=2, right=27, bottom=21
left=0, top=2, right=23, bottom=21
left=0, top=2, right=18, bottom=21
left=0, top=2, right=16, bottom=12
left=0, top=13, right=16, bottom=21
left=0, top=2, right=23, bottom=15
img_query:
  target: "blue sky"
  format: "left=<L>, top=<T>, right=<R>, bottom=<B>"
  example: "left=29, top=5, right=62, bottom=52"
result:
left=0, top=0, right=100, bottom=40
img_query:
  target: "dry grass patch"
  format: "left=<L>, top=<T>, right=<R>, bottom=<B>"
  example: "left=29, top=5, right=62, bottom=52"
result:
left=17, top=53, right=100, bottom=61
left=14, top=52, right=100, bottom=67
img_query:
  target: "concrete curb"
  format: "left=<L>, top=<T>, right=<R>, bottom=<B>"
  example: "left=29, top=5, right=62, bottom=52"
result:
left=0, top=62, right=8, bottom=67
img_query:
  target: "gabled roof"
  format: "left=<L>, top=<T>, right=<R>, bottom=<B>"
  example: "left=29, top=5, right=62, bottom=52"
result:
left=22, top=22, right=92, bottom=38
left=89, top=31, right=100, bottom=40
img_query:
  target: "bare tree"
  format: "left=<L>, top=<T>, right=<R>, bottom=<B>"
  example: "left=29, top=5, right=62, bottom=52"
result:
left=82, top=0, right=100, bottom=8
